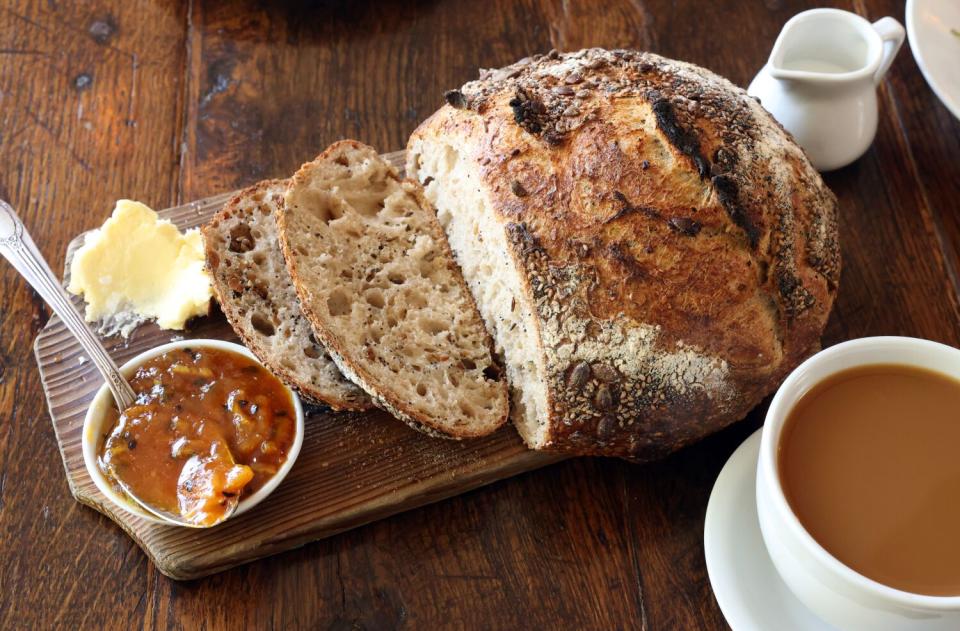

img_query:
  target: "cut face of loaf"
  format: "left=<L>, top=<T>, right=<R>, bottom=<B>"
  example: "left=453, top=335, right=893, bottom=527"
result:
left=277, top=140, right=509, bottom=438
left=202, top=180, right=372, bottom=411
left=405, top=144, right=550, bottom=448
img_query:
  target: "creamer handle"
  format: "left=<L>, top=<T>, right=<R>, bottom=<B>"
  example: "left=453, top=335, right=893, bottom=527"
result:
left=871, top=17, right=905, bottom=86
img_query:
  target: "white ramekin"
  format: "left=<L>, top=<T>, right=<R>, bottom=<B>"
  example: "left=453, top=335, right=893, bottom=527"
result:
left=757, top=336, right=960, bottom=630
left=81, top=339, right=304, bottom=527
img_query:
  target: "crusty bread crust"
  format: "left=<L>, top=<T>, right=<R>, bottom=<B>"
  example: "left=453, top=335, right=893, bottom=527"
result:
left=202, top=179, right=372, bottom=411
left=408, top=48, right=840, bottom=460
left=277, top=140, right=509, bottom=439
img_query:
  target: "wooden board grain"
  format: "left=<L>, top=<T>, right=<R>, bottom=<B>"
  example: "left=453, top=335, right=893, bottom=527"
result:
left=33, top=150, right=562, bottom=580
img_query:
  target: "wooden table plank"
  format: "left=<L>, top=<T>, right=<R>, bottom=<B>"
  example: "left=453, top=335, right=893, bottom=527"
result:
left=2, top=0, right=960, bottom=629
left=0, top=2, right=189, bottom=629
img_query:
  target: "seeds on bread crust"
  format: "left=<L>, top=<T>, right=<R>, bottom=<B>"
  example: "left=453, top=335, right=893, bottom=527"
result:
left=407, top=48, right=840, bottom=460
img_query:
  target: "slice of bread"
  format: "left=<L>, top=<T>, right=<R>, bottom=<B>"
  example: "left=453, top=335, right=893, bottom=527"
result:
left=202, top=179, right=372, bottom=411
left=277, top=140, right=509, bottom=438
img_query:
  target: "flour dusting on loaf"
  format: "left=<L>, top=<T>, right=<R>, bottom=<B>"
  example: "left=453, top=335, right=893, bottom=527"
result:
left=408, top=48, right=840, bottom=460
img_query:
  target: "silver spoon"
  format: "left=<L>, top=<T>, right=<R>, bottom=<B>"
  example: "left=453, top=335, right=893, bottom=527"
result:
left=0, top=200, right=236, bottom=527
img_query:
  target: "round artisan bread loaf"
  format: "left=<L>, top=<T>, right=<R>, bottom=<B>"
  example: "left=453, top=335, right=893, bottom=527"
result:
left=407, top=48, right=840, bottom=460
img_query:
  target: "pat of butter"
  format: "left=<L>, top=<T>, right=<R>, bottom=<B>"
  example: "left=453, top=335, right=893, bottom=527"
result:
left=68, top=200, right=212, bottom=334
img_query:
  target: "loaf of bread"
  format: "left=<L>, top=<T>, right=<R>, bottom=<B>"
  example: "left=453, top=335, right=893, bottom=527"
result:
left=202, top=180, right=372, bottom=411
left=277, top=141, right=509, bottom=438
left=407, top=48, right=840, bottom=460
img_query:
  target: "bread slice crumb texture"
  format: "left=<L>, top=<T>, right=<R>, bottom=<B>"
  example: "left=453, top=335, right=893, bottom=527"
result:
left=407, top=141, right=550, bottom=448
left=280, top=141, right=508, bottom=438
left=202, top=179, right=372, bottom=411
left=278, top=141, right=509, bottom=438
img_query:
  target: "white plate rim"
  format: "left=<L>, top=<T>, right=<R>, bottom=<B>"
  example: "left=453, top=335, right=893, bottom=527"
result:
left=704, top=428, right=836, bottom=631
left=906, top=0, right=960, bottom=120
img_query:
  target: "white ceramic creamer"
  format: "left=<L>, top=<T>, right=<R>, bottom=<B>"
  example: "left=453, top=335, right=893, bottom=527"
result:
left=748, top=9, right=904, bottom=171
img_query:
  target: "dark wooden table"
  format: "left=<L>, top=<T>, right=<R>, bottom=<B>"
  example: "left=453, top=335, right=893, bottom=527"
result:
left=1, top=1, right=958, bottom=629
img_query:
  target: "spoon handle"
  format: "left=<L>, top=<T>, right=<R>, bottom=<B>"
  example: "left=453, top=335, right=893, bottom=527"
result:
left=0, top=200, right=136, bottom=409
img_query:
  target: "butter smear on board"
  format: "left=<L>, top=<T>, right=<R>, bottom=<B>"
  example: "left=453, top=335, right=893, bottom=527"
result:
left=68, top=200, right=212, bottom=336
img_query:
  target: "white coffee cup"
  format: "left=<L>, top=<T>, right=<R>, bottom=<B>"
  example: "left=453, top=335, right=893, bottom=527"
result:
left=756, top=336, right=960, bottom=630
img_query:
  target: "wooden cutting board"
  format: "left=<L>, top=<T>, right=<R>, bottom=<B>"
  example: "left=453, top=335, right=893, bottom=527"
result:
left=32, top=150, right=564, bottom=580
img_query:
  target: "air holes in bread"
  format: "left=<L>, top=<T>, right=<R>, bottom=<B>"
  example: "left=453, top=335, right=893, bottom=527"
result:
left=279, top=141, right=507, bottom=437
left=250, top=312, right=275, bottom=336
left=229, top=223, right=255, bottom=253
left=301, top=190, right=343, bottom=223
left=420, top=318, right=447, bottom=335
left=418, top=260, right=434, bottom=278
left=365, top=289, right=385, bottom=309
left=327, top=289, right=351, bottom=316
left=407, top=291, right=427, bottom=309
left=348, top=194, right=387, bottom=218
left=204, top=179, right=370, bottom=411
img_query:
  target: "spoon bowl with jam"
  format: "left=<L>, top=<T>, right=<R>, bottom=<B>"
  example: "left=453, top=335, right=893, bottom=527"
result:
left=82, top=339, right=304, bottom=527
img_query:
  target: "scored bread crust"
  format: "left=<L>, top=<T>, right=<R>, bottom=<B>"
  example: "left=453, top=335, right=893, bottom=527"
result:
left=277, top=140, right=509, bottom=439
left=407, top=48, right=840, bottom=460
left=202, top=180, right=372, bottom=411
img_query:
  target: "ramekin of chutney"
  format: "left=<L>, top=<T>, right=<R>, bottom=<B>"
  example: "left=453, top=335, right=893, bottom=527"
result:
left=82, top=340, right=303, bottom=527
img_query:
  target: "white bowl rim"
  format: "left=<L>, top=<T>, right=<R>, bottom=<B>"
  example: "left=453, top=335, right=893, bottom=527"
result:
left=760, top=335, right=960, bottom=609
left=81, top=338, right=304, bottom=527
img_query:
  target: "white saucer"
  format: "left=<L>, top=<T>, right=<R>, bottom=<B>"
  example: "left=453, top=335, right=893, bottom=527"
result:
left=704, top=429, right=838, bottom=631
